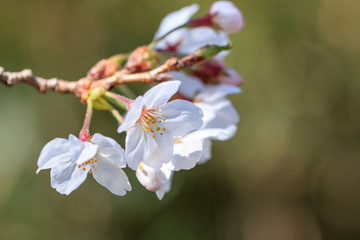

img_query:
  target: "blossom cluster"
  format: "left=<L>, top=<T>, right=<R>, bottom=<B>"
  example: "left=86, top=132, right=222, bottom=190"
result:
left=37, top=1, right=244, bottom=200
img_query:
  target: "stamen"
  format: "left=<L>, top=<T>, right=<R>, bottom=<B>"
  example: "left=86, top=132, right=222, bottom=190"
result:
left=78, top=165, right=81, bottom=168
left=89, top=170, right=92, bottom=174
left=140, top=109, right=168, bottom=137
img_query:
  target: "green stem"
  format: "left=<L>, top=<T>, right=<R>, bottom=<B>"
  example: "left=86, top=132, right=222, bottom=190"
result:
left=104, top=92, right=132, bottom=110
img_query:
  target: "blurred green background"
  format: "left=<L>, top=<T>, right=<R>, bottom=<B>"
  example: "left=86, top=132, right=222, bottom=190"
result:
left=1, top=0, right=360, bottom=239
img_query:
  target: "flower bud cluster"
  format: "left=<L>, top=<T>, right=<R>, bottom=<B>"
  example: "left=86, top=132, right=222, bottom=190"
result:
left=36, top=1, right=244, bottom=200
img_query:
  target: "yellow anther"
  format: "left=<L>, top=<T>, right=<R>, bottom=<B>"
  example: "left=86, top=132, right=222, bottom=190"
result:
left=78, top=165, right=81, bottom=168
left=161, top=113, right=164, bottom=117
left=89, top=170, right=92, bottom=174
left=83, top=167, right=86, bottom=171
left=162, top=128, right=166, bottom=131
left=160, top=133, right=163, bottom=135
left=94, top=167, right=98, bottom=170
left=92, top=165, right=95, bottom=168
left=95, top=159, right=98, bottom=162
left=152, top=134, right=155, bottom=138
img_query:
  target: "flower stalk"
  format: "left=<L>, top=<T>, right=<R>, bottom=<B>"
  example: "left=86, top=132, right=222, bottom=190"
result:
left=79, top=99, right=93, bottom=142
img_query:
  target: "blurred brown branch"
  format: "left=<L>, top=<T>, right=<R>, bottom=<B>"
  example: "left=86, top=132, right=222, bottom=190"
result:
left=0, top=67, right=76, bottom=93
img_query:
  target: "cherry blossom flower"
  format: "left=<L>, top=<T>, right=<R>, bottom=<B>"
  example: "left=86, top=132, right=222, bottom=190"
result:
left=118, top=80, right=203, bottom=170
left=37, top=134, right=131, bottom=196
left=170, top=73, right=241, bottom=164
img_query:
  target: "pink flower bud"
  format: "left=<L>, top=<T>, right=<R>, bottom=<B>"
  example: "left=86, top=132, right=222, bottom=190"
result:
left=209, top=1, right=244, bottom=33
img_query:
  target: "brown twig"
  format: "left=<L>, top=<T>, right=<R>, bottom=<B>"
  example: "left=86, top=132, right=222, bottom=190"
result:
left=0, top=67, right=77, bottom=93
left=0, top=51, right=206, bottom=98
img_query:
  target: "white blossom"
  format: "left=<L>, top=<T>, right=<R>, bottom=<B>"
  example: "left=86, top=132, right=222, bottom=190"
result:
left=118, top=80, right=203, bottom=170
left=37, top=134, right=131, bottom=196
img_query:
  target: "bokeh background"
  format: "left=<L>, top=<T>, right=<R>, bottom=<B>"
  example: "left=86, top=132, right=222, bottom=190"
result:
left=1, top=0, right=360, bottom=239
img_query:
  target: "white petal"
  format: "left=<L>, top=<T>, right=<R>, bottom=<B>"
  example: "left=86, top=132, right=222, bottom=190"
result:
left=198, top=99, right=239, bottom=129
left=126, top=122, right=174, bottom=170
left=125, top=125, right=146, bottom=170
left=68, top=134, right=98, bottom=164
left=142, top=130, right=174, bottom=169
left=142, top=80, right=181, bottom=109
left=50, top=160, right=88, bottom=195
left=156, top=172, right=173, bottom=200
left=118, top=96, right=143, bottom=133
left=37, top=138, right=70, bottom=173
left=197, top=139, right=212, bottom=164
left=92, top=160, right=131, bottom=196
left=169, top=71, right=204, bottom=99
left=69, top=143, right=98, bottom=166
left=190, top=125, right=238, bottom=141
left=91, top=133, right=126, bottom=167
left=161, top=99, right=203, bottom=136
left=153, top=4, right=199, bottom=40
left=169, top=139, right=203, bottom=170
left=195, top=84, right=241, bottom=103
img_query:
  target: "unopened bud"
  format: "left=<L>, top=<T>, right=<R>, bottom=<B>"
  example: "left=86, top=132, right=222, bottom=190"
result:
left=87, top=59, right=120, bottom=80
left=209, top=1, right=244, bottom=33
left=125, top=46, right=160, bottom=73
left=189, top=1, right=244, bottom=34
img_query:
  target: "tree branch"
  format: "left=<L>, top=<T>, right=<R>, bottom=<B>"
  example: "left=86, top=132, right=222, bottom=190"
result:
left=0, top=50, right=206, bottom=97
left=0, top=67, right=77, bottom=93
